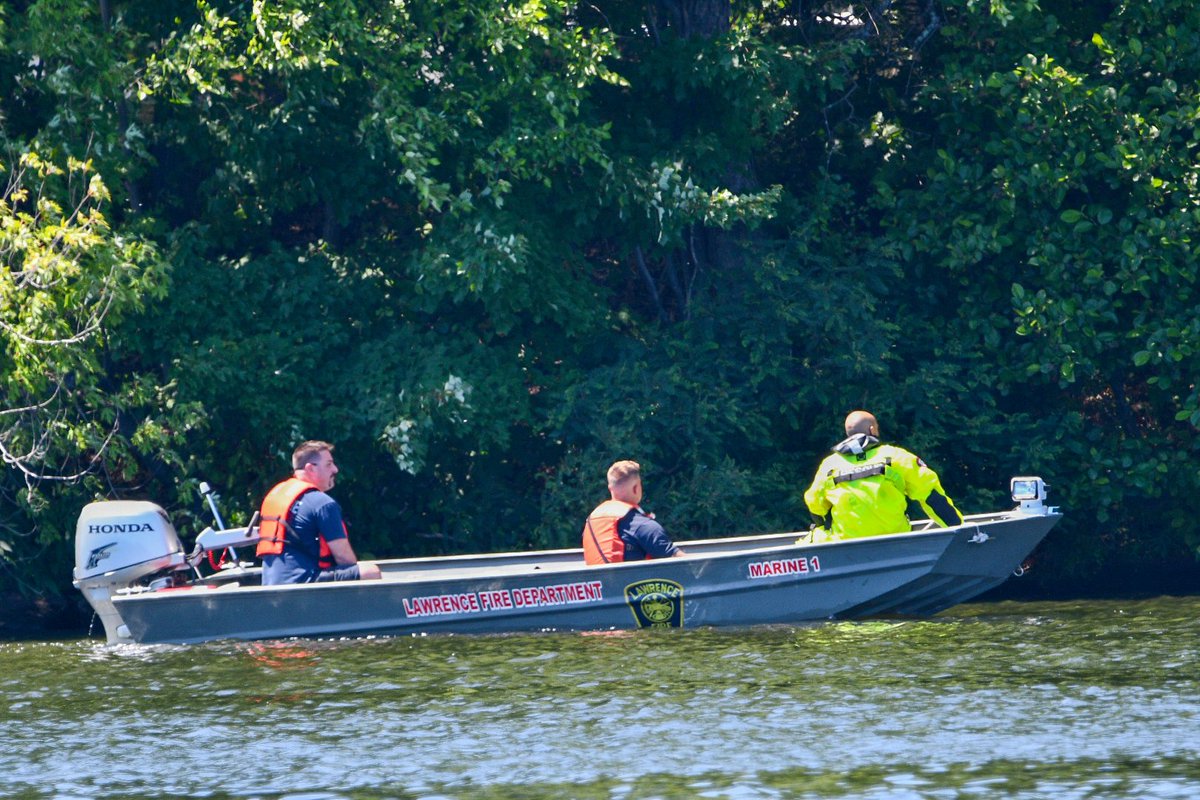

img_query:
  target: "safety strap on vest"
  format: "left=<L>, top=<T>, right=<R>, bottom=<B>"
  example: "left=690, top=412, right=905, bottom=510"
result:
left=832, top=458, right=892, bottom=485
left=585, top=516, right=610, bottom=564
left=262, top=512, right=334, bottom=569
left=260, top=514, right=298, bottom=545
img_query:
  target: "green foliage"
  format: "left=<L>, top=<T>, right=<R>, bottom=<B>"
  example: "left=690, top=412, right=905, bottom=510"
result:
left=876, top=0, right=1200, bottom=577
left=0, top=147, right=168, bottom=594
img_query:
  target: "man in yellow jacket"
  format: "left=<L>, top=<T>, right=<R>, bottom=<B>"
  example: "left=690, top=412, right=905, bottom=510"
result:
left=804, top=410, right=962, bottom=539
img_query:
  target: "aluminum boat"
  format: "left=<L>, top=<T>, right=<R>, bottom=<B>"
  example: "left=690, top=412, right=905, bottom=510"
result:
left=73, top=477, right=1060, bottom=644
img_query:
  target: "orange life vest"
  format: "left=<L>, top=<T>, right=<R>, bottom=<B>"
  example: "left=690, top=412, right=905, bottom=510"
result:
left=256, top=477, right=335, bottom=569
left=582, top=500, right=637, bottom=565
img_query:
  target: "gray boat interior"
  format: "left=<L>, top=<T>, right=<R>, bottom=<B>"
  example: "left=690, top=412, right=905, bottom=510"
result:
left=199, top=511, right=1011, bottom=590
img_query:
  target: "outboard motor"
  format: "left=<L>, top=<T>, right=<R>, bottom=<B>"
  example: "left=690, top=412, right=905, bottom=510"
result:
left=73, top=501, right=189, bottom=643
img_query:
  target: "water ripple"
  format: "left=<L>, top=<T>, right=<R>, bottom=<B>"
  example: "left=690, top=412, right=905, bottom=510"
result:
left=2, top=597, right=1199, bottom=799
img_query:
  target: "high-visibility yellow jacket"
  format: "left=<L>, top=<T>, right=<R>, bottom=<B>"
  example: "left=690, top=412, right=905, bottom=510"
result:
left=803, top=434, right=961, bottom=539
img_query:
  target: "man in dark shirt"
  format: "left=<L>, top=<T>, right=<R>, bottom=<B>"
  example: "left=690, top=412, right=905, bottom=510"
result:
left=582, top=460, right=686, bottom=564
left=257, top=441, right=382, bottom=585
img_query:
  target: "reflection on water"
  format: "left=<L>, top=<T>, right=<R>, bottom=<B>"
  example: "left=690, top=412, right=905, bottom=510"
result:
left=3, top=597, right=1199, bottom=799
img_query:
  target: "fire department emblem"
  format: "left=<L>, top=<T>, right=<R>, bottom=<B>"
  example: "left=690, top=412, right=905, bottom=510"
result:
left=624, top=579, right=684, bottom=629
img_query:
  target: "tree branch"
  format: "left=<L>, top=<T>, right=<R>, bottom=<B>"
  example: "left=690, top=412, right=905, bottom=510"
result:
left=634, top=245, right=667, bottom=322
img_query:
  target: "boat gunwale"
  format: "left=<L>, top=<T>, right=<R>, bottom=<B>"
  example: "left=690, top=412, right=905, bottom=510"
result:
left=110, top=508, right=1055, bottom=605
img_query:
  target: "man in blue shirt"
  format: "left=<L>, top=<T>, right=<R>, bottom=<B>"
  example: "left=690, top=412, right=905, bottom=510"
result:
left=257, top=441, right=382, bottom=585
left=582, top=460, right=686, bottom=564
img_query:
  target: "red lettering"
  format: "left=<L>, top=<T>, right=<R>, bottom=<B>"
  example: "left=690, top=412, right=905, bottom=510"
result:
left=402, top=592, right=484, bottom=617
left=505, top=582, right=605, bottom=608
left=481, top=590, right=513, bottom=611
left=748, top=558, right=817, bottom=580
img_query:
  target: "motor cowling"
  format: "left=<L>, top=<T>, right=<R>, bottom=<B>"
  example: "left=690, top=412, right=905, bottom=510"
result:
left=74, top=501, right=187, bottom=586
left=73, top=501, right=189, bottom=643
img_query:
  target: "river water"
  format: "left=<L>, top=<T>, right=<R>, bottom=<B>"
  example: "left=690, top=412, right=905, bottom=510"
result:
left=3, top=596, right=1198, bottom=799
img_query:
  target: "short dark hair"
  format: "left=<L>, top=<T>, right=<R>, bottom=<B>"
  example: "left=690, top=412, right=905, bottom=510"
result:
left=292, top=440, right=334, bottom=470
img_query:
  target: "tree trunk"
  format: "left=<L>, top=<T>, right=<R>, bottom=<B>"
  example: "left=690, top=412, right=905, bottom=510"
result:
left=98, top=0, right=143, bottom=214
left=655, top=0, right=731, bottom=40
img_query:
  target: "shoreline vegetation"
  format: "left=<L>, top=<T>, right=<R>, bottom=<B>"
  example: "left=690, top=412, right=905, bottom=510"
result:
left=4, top=1, right=1200, bottom=610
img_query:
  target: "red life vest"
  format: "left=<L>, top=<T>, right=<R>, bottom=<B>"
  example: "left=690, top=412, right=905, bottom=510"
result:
left=256, top=477, right=335, bottom=569
left=582, top=499, right=637, bottom=565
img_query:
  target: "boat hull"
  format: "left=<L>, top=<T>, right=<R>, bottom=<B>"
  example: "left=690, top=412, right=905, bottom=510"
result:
left=838, top=514, right=1052, bottom=617
left=109, top=510, right=1059, bottom=644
